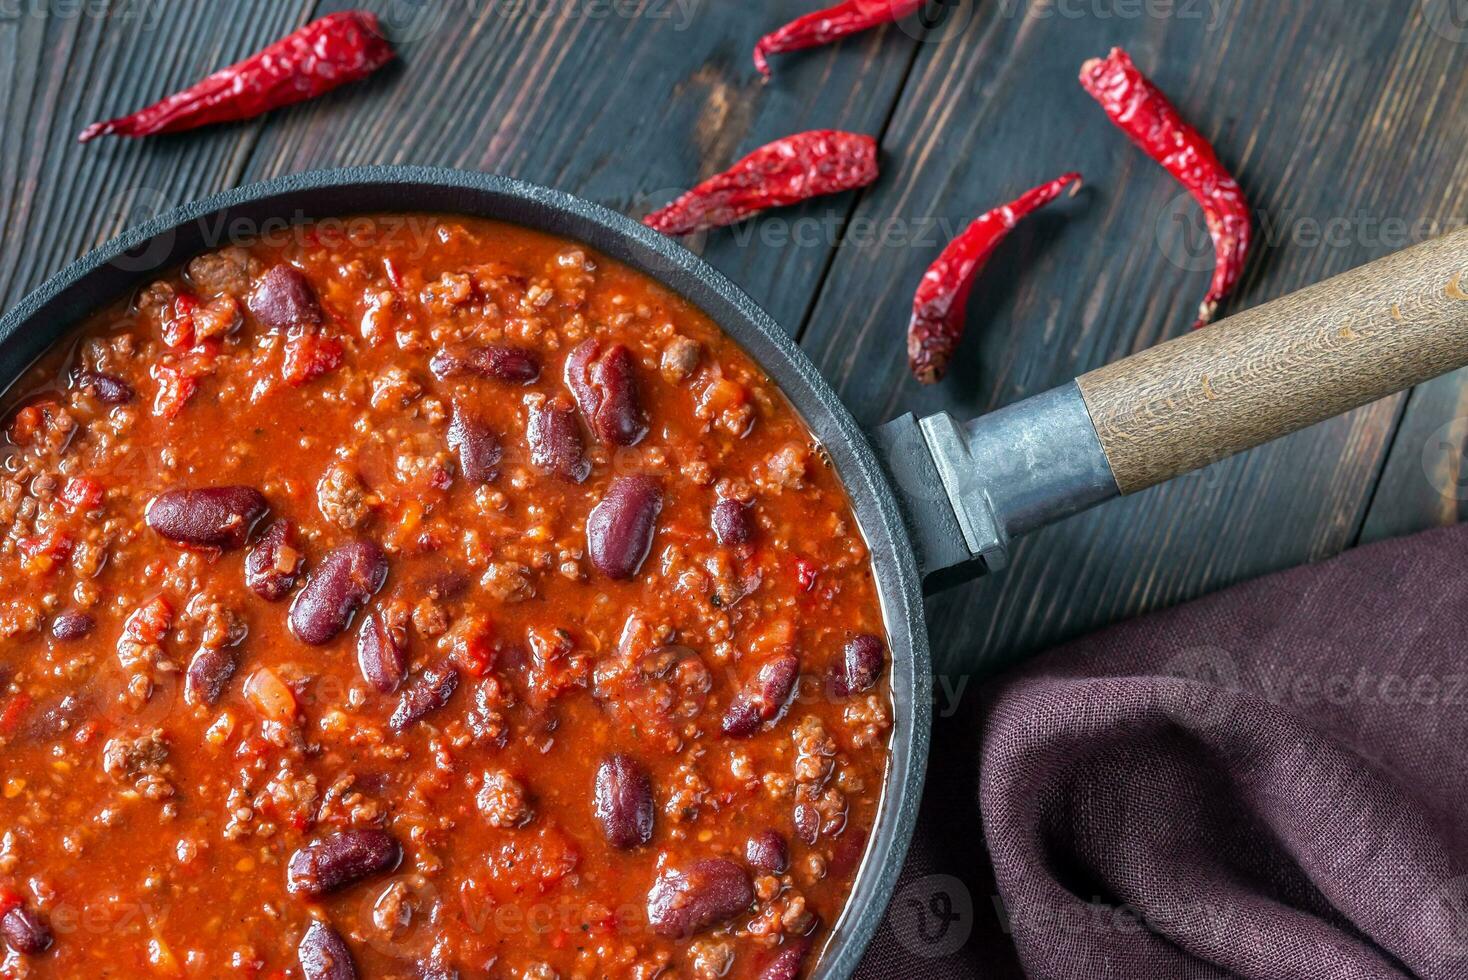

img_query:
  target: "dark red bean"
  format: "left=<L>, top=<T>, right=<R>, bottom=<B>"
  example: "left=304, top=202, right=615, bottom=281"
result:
left=429, top=345, right=540, bottom=384
left=594, top=754, right=654, bottom=849
left=832, top=633, right=886, bottom=696
left=186, top=646, right=238, bottom=706
left=357, top=611, right=408, bottom=694
left=759, top=934, right=815, bottom=980
left=298, top=921, right=356, bottom=980
left=722, top=653, right=799, bottom=738
left=248, top=264, right=321, bottom=331
left=646, top=859, right=753, bottom=938
left=745, top=830, right=789, bottom=874
left=1, top=906, right=52, bottom=956
left=246, top=519, right=304, bottom=601
left=565, top=339, right=647, bottom=446
left=390, top=662, right=459, bottom=731
left=289, top=539, right=388, bottom=645
left=447, top=402, right=502, bottom=484
left=73, top=370, right=134, bottom=405
left=146, top=486, right=268, bottom=550
left=793, top=801, right=819, bottom=845
left=586, top=475, right=662, bottom=580
left=527, top=403, right=590, bottom=483
left=711, top=497, right=753, bottom=545
left=49, top=610, right=95, bottom=641
left=286, top=829, right=402, bottom=896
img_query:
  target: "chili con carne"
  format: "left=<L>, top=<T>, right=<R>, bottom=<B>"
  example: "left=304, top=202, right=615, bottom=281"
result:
left=907, top=173, right=1082, bottom=384
left=643, top=130, right=879, bottom=236
left=78, top=11, right=395, bottom=142
left=0, top=215, right=892, bottom=978
left=1079, top=47, right=1252, bottom=328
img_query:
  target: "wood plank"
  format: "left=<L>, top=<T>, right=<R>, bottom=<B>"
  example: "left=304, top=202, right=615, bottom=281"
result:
left=232, top=0, right=919, bottom=332
left=796, top=0, right=1468, bottom=675
left=0, top=1, right=315, bottom=310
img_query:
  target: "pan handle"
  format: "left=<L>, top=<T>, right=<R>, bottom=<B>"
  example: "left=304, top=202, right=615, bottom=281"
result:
left=876, top=225, right=1468, bottom=592
left=1076, top=224, right=1468, bottom=494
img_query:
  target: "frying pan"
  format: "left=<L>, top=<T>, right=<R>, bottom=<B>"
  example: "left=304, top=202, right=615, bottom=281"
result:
left=2, top=166, right=1465, bottom=977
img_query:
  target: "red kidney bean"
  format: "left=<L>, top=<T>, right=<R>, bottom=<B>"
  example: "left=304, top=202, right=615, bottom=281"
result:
left=758, top=934, right=815, bottom=980
left=248, top=264, right=321, bottom=331
left=49, top=610, right=95, bottom=641
left=289, top=539, right=388, bottom=645
left=73, top=369, right=134, bottom=405
left=586, top=475, right=662, bottom=580
left=298, top=921, right=356, bottom=980
left=722, top=653, right=799, bottom=738
left=146, top=486, right=268, bottom=550
left=711, top=497, right=753, bottom=545
left=527, top=403, right=590, bottom=483
left=1, top=906, right=52, bottom=956
left=186, top=646, right=238, bottom=706
left=429, top=344, right=540, bottom=384
left=594, top=753, right=654, bottom=849
left=793, top=801, right=819, bottom=845
left=389, top=662, right=459, bottom=731
left=565, top=339, right=647, bottom=446
left=286, top=829, right=402, bottom=896
left=448, top=402, right=502, bottom=484
left=646, top=858, right=753, bottom=938
left=744, top=830, right=789, bottom=874
left=357, top=611, right=408, bottom=694
left=246, top=519, right=304, bottom=601
left=832, top=633, right=885, bottom=696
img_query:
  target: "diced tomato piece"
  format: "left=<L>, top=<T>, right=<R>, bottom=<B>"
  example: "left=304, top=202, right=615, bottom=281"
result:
left=162, top=293, right=198, bottom=349
left=6, top=404, right=45, bottom=445
left=151, top=363, right=199, bottom=418
left=794, top=555, right=820, bottom=592
left=0, top=692, right=31, bottom=736
left=282, top=332, right=344, bottom=386
left=61, top=476, right=104, bottom=511
left=243, top=668, right=296, bottom=724
left=0, top=884, right=21, bottom=917
left=18, top=531, right=73, bottom=574
left=123, top=596, right=173, bottom=645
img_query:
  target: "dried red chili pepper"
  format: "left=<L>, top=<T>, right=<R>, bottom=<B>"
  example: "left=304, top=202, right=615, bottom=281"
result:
left=754, top=0, right=924, bottom=77
left=907, top=173, right=1081, bottom=384
left=1080, top=47, right=1251, bottom=328
left=78, top=11, right=395, bottom=142
left=644, top=130, right=878, bottom=236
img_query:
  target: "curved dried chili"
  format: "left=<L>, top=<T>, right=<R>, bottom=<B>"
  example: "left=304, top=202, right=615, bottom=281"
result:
left=1080, top=47, right=1251, bottom=328
left=907, top=173, right=1082, bottom=384
left=643, top=130, right=879, bottom=236
left=78, top=11, right=395, bottom=142
left=753, top=0, right=925, bottom=77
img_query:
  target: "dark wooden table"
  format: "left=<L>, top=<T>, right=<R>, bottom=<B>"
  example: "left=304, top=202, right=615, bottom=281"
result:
left=4, top=0, right=1467, bottom=681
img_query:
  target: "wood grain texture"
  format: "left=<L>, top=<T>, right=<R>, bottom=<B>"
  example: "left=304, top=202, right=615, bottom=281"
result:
left=0, top=1, right=313, bottom=311
left=796, top=0, right=1468, bottom=675
left=1078, top=226, right=1468, bottom=493
left=232, top=0, right=919, bottom=333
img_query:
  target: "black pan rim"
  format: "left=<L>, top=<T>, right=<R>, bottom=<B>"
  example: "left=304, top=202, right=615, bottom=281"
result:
left=0, top=165, right=932, bottom=979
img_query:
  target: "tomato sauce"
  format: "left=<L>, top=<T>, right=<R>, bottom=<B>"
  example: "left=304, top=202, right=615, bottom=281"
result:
left=0, top=215, right=891, bottom=978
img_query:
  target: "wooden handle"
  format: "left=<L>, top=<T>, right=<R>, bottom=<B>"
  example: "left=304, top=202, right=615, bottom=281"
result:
left=1076, top=227, right=1468, bottom=494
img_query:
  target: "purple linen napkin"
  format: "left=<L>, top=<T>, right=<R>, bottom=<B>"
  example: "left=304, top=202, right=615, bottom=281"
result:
left=858, top=523, right=1468, bottom=979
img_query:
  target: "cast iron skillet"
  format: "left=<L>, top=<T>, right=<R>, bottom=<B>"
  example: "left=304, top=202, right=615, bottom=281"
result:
left=3, top=166, right=1466, bottom=976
